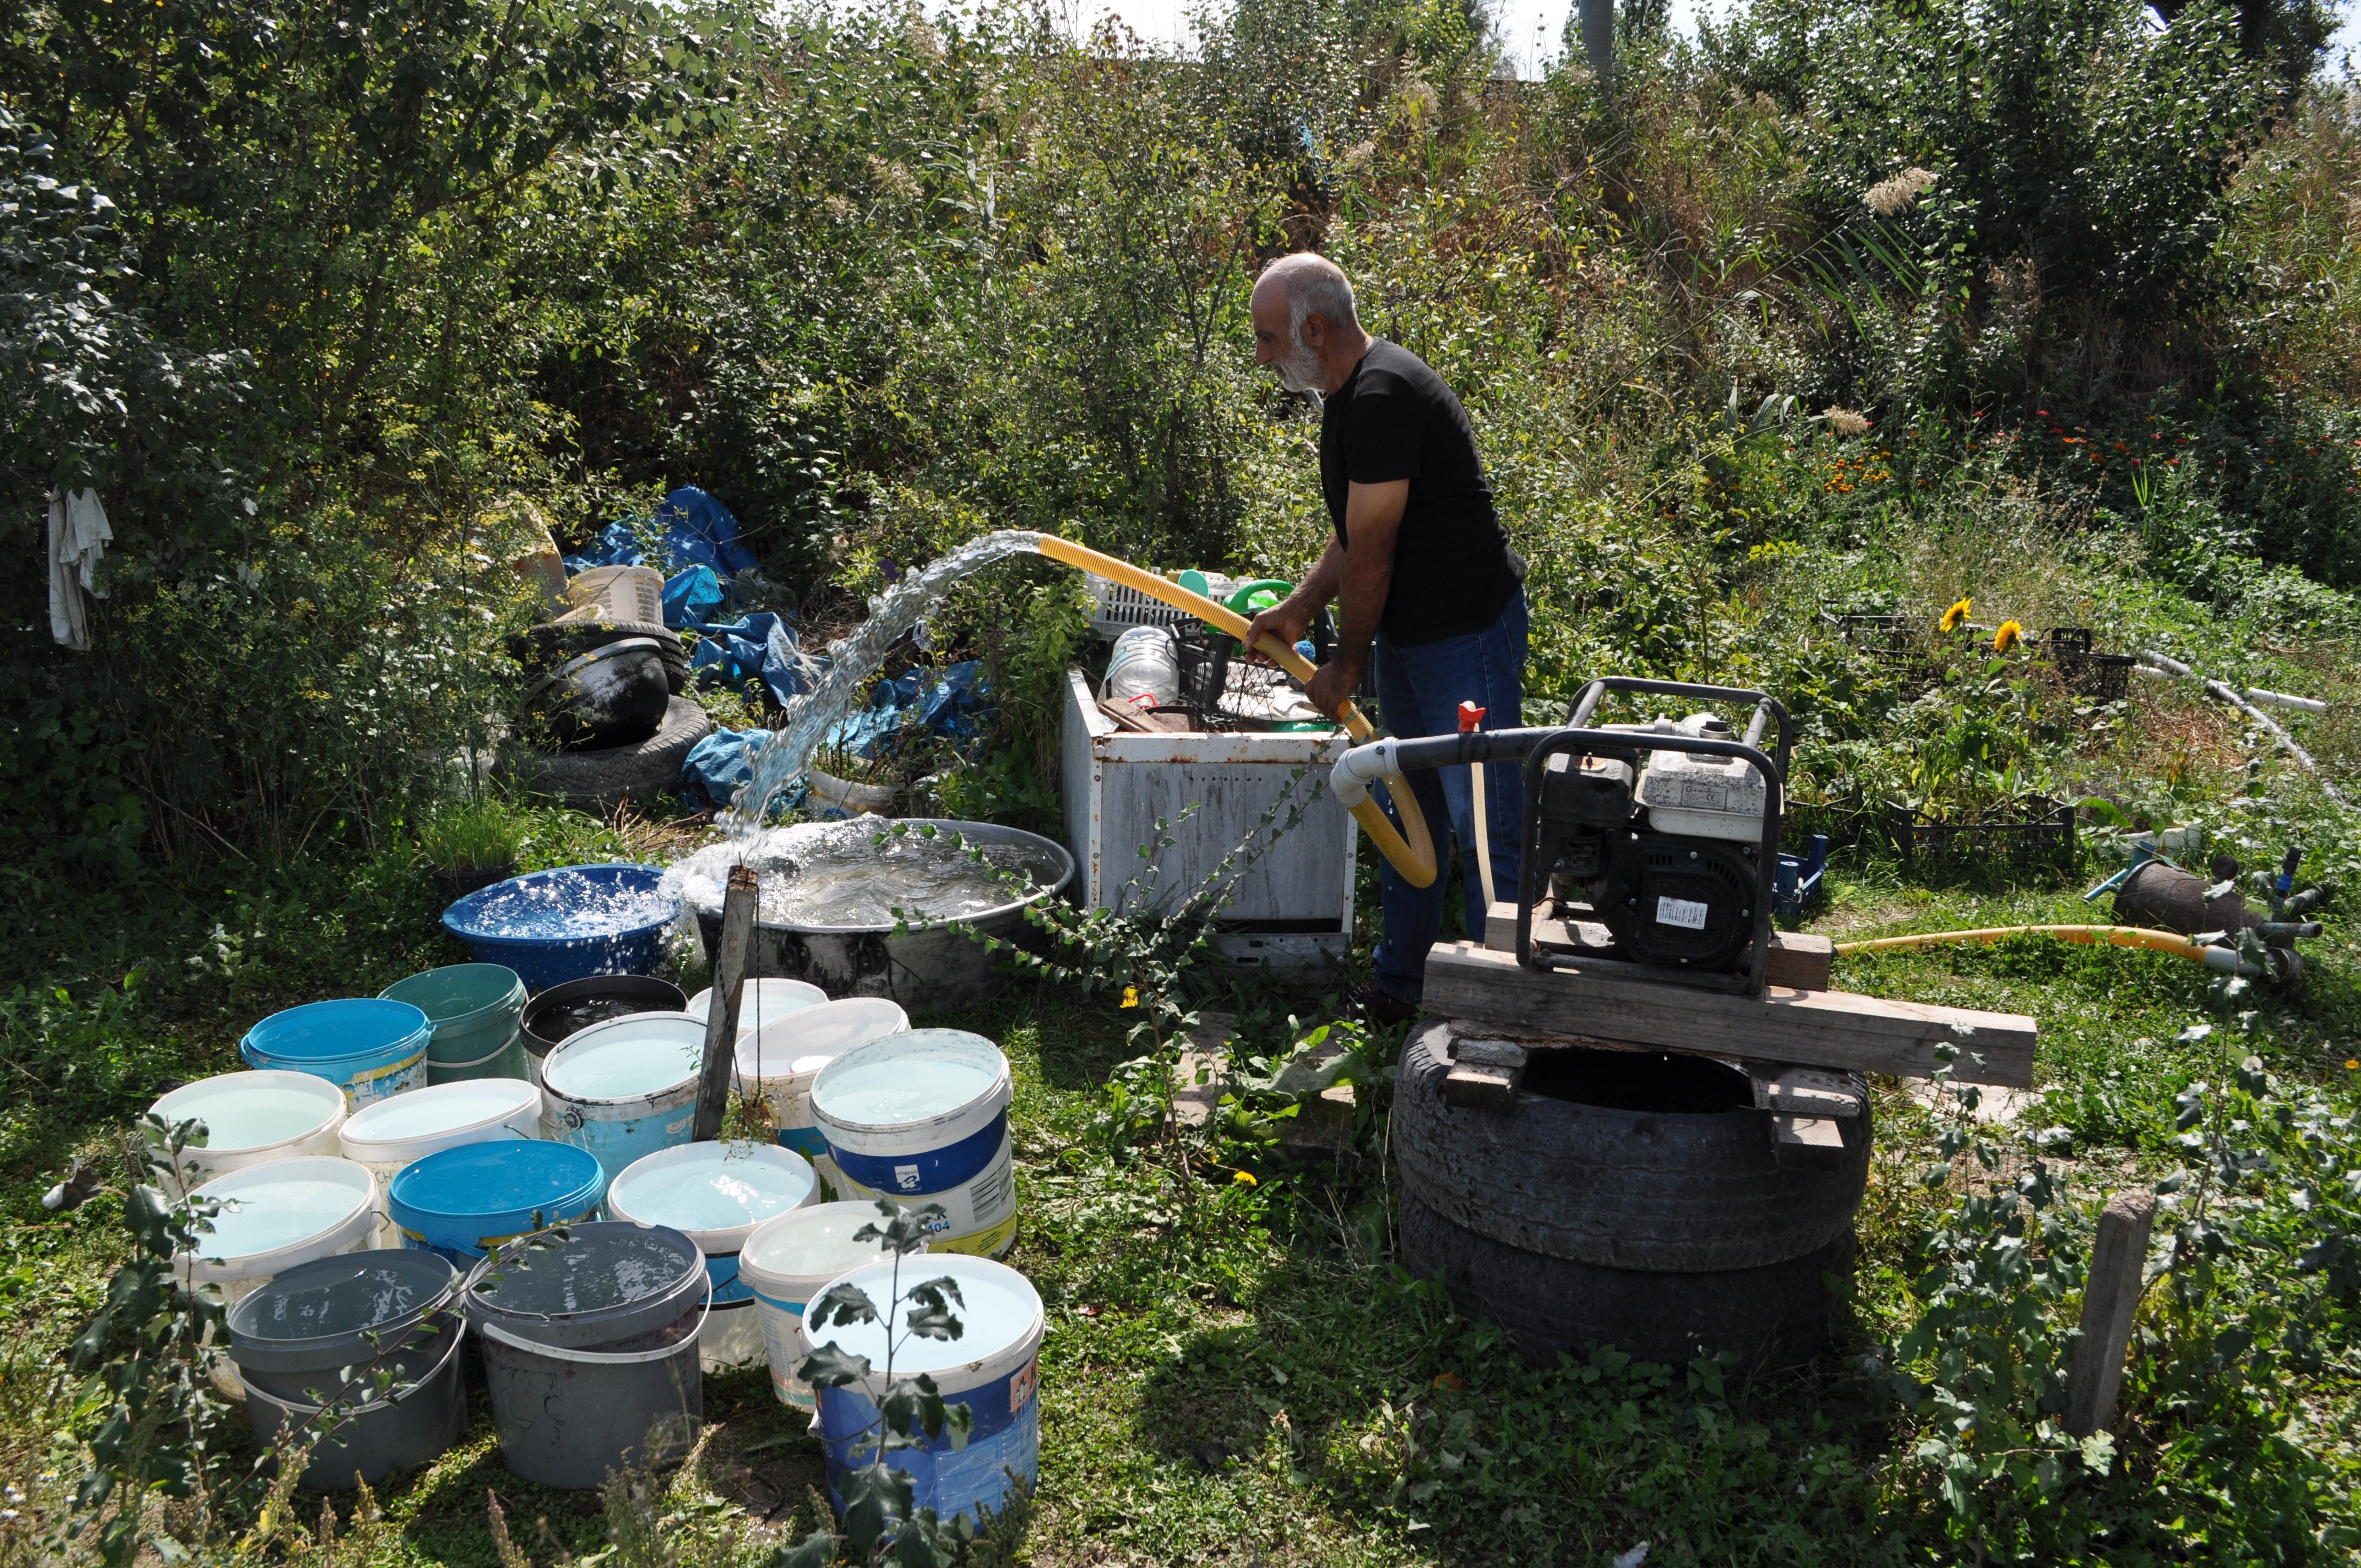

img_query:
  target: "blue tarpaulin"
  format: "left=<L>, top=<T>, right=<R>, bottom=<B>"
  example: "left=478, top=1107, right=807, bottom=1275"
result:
left=562, top=487, right=757, bottom=580
left=689, top=611, right=815, bottom=710
left=818, top=661, right=991, bottom=758
left=679, top=727, right=795, bottom=814
left=663, top=565, right=725, bottom=630
left=656, top=486, right=759, bottom=577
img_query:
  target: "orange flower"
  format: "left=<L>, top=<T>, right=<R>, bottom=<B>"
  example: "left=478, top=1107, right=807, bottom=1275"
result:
left=1993, top=620, right=2023, bottom=653
left=1940, top=598, right=1972, bottom=633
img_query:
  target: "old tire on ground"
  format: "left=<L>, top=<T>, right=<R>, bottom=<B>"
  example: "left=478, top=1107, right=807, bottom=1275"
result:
left=1393, top=1018, right=1868, bottom=1272
left=508, top=696, right=711, bottom=816
left=1399, top=1193, right=1852, bottom=1371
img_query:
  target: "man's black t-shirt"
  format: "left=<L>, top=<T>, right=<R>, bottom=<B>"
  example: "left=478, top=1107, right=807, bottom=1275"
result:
left=1319, top=339, right=1523, bottom=647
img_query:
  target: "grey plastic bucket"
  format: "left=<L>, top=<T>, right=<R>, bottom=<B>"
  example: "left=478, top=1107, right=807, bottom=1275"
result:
left=465, top=1221, right=706, bottom=1348
left=227, top=1250, right=467, bottom=1491
left=466, top=1222, right=710, bottom=1489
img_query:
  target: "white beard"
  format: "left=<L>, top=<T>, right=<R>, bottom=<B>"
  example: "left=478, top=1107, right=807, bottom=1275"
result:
left=1272, top=336, right=1325, bottom=394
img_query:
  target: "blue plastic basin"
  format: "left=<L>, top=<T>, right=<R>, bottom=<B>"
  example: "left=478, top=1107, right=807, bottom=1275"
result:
left=440, top=864, right=678, bottom=992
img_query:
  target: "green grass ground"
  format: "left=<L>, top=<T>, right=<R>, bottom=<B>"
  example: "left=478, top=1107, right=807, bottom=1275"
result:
left=6, top=821, right=2357, bottom=1566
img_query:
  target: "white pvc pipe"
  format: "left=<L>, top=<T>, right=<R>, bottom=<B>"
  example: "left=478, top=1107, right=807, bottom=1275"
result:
left=2139, top=651, right=2344, bottom=804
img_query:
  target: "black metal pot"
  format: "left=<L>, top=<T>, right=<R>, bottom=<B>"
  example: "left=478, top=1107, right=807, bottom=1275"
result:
left=525, top=638, right=671, bottom=750
left=519, top=974, right=688, bottom=1080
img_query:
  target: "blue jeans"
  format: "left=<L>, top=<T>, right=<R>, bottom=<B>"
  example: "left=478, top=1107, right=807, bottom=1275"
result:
left=1369, top=590, right=1528, bottom=1003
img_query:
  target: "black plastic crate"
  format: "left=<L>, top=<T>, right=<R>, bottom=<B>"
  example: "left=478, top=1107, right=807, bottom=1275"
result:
left=1886, top=796, right=2077, bottom=870
left=1173, top=627, right=1233, bottom=711
left=2044, top=627, right=2133, bottom=701
left=1826, top=612, right=1916, bottom=666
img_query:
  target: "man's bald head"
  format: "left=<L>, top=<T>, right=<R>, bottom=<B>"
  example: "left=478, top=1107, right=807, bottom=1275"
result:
left=1250, top=253, right=1370, bottom=395
left=1257, top=253, right=1361, bottom=339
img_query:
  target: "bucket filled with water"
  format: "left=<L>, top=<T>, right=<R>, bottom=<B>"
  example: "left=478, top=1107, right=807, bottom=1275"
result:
left=809, top=1030, right=1017, bottom=1257
left=519, top=975, right=686, bottom=1085
left=538, top=1011, right=706, bottom=1182
left=799, top=1251, right=1043, bottom=1528
left=734, top=997, right=909, bottom=1172
left=441, top=864, right=678, bottom=991
left=146, top=1071, right=349, bottom=1189
left=341, top=1077, right=544, bottom=1247
left=379, top=962, right=530, bottom=1085
left=467, top=1221, right=709, bottom=1490
left=178, top=1156, right=380, bottom=1305
left=387, top=1139, right=606, bottom=1264
left=736, top=1201, right=912, bottom=1411
left=686, top=977, right=827, bottom=1032
left=240, top=999, right=433, bottom=1109
left=671, top=821, right=1071, bottom=1013
left=605, top=1141, right=819, bottom=1370
left=226, top=1249, right=467, bottom=1491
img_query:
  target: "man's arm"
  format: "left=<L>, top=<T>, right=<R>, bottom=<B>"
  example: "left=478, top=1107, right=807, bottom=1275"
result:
left=1307, top=479, right=1408, bottom=718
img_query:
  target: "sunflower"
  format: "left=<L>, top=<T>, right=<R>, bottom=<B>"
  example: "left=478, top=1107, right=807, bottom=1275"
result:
left=1940, top=597, right=1972, bottom=633
left=1993, top=619, right=2023, bottom=653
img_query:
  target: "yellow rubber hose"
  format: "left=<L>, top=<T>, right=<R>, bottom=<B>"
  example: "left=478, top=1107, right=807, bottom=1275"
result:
left=1834, top=924, right=2227, bottom=966
left=1034, top=533, right=1438, bottom=888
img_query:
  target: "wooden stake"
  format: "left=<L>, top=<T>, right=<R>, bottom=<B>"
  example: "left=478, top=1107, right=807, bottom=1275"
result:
left=2065, top=1189, right=2157, bottom=1437
left=693, top=864, right=759, bottom=1142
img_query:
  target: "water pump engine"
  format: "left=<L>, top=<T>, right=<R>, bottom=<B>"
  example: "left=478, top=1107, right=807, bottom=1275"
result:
left=1532, top=711, right=1770, bottom=973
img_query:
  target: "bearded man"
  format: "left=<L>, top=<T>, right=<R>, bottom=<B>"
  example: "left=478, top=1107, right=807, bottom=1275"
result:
left=1243, top=252, right=1529, bottom=1023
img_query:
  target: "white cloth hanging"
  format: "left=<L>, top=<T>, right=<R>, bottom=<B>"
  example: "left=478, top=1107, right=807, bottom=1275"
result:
left=46, top=488, right=112, bottom=651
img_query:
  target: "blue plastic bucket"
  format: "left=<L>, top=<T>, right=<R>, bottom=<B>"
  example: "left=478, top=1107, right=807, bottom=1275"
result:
left=802, top=1253, right=1043, bottom=1528
left=240, top=1000, right=433, bottom=1110
left=810, top=1030, right=1016, bottom=1256
left=387, top=1140, right=607, bottom=1265
left=606, top=1141, right=819, bottom=1370
left=737, top=1201, right=912, bottom=1411
left=537, top=1012, right=706, bottom=1183
left=439, top=864, right=677, bottom=992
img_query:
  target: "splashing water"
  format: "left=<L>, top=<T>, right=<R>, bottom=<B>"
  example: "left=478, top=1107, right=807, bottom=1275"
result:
left=729, top=530, right=1042, bottom=829
left=667, top=820, right=1063, bottom=930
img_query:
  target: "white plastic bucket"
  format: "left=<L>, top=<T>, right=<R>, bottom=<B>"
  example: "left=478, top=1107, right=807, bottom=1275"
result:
left=179, top=1157, right=379, bottom=1306
left=685, top=977, right=829, bottom=1031
left=810, top=1030, right=1016, bottom=1256
left=801, top=1253, right=1043, bottom=1527
left=829, top=1131, right=1017, bottom=1259
left=339, top=1077, right=544, bottom=1248
left=734, top=998, right=910, bottom=1173
left=605, top=1141, right=821, bottom=1371
left=565, top=564, right=664, bottom=624
left=146, top=1071, right=348, bottom=1191
left=538, top=1011, right=706, bottom=1183
left=737, top=1202, right=918, bottom=1411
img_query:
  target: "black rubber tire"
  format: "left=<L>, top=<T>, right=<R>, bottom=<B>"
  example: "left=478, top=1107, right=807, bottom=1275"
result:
left=508, top=696, right=711, bottom=816
left=1399, top=1193, right=1851, bottom=1371
left=1394, top=1018, right=1869, bottom=1272
left=510, top=620, right=690, bottom=694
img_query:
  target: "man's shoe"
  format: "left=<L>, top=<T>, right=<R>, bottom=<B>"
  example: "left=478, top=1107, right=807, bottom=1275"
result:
left=1346, top=981, right=1421, bottom=1027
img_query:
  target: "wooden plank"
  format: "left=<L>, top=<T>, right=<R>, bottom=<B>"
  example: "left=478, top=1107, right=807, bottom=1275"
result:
left=2066, top=1190, right=2157, bottom=1436
left=1770, top=1114, right=1846, bottom=1169
left=1422, top=940, right=2036, bottom=1087
left=1483, top=903, right=1835, bottom=993
left=1443, top=1063, right=1522, bottom=1110
left=1748, top=1063, right=1863, bottom=1118
left=1765, top=933, right=1834, bottom=992
left=692, top=864, right=759, bottom=1142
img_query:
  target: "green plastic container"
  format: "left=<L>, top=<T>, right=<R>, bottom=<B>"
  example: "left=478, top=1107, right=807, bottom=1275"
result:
left=380, top=964, right=529, bottom=1085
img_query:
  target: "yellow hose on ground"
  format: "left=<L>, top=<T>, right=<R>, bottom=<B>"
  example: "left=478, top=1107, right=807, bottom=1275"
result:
left=1834, top=924, right=2226, bottom=966
left=1035, top=533, right=1438, bottom=888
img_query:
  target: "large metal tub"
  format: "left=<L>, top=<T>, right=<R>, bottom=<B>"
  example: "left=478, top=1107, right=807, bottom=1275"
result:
left=690, top=820, right=1073, bottom=1016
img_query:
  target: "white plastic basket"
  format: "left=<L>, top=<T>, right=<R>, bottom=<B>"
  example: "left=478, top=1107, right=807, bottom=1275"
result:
left=1084, top=571, right=1238, bottom=640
